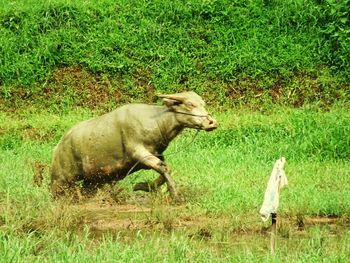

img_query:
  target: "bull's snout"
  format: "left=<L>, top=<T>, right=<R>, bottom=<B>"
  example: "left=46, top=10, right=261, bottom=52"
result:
left=204, top=115, right=218, bottom=131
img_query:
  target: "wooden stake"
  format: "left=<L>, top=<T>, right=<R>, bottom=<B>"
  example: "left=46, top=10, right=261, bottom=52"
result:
left=270, top=212, right=277, bottom=255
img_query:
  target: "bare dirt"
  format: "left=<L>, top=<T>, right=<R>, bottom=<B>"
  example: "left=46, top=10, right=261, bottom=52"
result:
left=57, top=194, right=350, bottom=242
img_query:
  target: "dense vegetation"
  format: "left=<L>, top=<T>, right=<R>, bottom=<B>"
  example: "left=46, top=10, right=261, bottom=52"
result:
left=0, top=0, right=349, bottom=108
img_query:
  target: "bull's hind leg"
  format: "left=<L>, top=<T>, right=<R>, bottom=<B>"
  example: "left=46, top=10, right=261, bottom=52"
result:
left=51, top=181, right=85, bottom=203
left=51, top=179, right=75, bottom=199
left=50, top=172, right=85, bottom=202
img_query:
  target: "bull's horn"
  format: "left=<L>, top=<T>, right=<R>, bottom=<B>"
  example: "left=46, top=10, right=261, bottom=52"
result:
left=158, top=94, right=186, bottom=102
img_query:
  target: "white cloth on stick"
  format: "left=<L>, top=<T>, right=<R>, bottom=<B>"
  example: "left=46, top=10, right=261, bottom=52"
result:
left=259, top=157, right=288, bottom=222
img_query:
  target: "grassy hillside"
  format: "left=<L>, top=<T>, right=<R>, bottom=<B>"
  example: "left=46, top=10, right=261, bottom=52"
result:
left=0, top=0, right=349, bottom=108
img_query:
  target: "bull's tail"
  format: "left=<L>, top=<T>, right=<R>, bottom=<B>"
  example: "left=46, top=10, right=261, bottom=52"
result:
left=32, top=161, right=49, bottom=187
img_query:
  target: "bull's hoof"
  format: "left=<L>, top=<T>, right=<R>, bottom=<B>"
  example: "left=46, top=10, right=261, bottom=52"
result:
left=169, top=190, right=183, bottom=203
left=133, top=182, right=154, bottom=192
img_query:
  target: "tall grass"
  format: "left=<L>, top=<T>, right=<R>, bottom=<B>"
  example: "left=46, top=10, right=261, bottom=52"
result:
left=1, top=229, right=350, bottom=262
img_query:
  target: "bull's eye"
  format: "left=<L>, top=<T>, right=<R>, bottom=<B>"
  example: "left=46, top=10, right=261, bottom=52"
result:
left=185, top=102, right=195, bottom=108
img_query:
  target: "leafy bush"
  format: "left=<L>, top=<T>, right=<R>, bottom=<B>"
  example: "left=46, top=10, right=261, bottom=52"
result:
left=320, top=0, right=350, bottom=76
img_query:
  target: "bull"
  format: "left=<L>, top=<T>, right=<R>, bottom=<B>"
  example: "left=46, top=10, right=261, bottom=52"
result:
left=50, top=91, right=217, bottom=199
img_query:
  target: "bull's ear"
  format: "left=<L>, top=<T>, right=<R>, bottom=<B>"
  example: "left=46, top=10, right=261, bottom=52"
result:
left=162, top=98, right=182, bottom=109
left=158, top=94, right=185, bottom=109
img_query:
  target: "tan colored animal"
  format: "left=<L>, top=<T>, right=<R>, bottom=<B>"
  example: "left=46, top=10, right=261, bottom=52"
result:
left=50, top=91, right=217, bottom=199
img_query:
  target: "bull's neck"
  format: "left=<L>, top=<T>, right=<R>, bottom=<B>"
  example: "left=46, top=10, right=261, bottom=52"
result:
left=156, top=108, right=183, bottom=145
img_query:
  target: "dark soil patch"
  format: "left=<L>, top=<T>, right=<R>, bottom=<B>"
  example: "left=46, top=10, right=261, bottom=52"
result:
left=2, top=66, right=348, bottom=112
left=1, top=66, right=159, bottom=112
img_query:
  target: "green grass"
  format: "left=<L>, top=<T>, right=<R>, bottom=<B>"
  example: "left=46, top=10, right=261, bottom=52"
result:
left=1, top=229, right=349, bottom=262
left=0, top=0, right=349, bottom=92
left=1, top=105, right=350, bottom=262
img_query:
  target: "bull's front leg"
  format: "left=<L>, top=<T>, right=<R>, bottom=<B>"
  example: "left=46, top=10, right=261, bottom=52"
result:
left=132, top=149, right=178, bottom=198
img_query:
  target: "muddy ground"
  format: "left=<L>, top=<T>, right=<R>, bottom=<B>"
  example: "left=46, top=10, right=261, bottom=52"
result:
left=51, top=192, right=350, bottom=245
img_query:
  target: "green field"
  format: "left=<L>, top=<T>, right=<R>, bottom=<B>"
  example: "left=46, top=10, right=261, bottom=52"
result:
left=1, top=105, right=350, bottom=262
left=1, top=0, right=350, bottom=261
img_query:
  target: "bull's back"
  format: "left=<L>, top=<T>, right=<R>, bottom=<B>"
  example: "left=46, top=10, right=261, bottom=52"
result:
left=50, top=103, right=166, bottom=194
left=51, top=108, right=127, bottom=181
